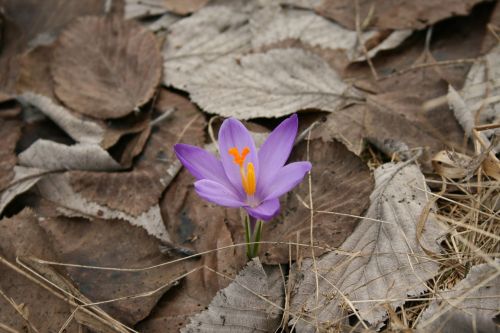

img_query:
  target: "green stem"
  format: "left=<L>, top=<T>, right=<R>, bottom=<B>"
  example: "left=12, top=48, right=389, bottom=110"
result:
left=244, top=214, right=252, bottom=259
left=251, top=220, right=263, bottom=258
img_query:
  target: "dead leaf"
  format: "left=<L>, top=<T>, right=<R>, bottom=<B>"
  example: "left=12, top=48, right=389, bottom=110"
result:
left=185, top=48, right=362, bottom=119
left=0, top=118, right=21, bottom=191
left=182, top=258, right=284, bottom=333
left=162, top=2, right=253, bottom=90
left=137, top=169, right=247, bottom=332
left=18, top=140, right=122, bottom=171
left=69, top=90, right=205, bottom=216
left=37, top=212, right=188, bottom=326
left=0, top=209, right=78, bottom=332
left=261, top=139, right=374, bottom=264
left=125, top=0, right=209, bottom=18
left=317, top=0, right=486, bottom=30
left=291, top=162, right=444, bottom=330
left=36, top=173, right=172, bottom=243
left=0, top=166, right=45, bottom=214
left=418, top=261, right=500, bottom=333
left=52, top=16, right=162, bottom=119
left=251, top=5, right=411, bottom=63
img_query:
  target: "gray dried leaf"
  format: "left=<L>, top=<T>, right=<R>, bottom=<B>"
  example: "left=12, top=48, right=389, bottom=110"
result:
left=125, top=0, right=209, bottom=18
left=162, top=3, right=253, bottom=89
left=0, top=166, right=45, bottom=214
left=18, top=92, right=106, bottom=145
left=418, top=261, right=500, bottom=333
left=186, top=48, right=362, bottom=119
left=36, top=173, right=172, bottom=243
left=291, top=162, right=444, bottom=331
left=182, top=258, right=284, bottom=333
left=251, top=6, right=411, bottom=62
left=18, top=140, right=121, bottom=171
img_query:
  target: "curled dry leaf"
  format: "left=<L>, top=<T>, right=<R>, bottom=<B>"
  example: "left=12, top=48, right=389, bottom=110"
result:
left=0, top=166, right=45, bottom=214
left=52, top=16, right=162, bottom=119
left=186, top=48, right=362, bottom=119
left=182, top=258, right=285, bottom=333
left=316, top=0, right=486, bottom=30
left=36, top=173, right=172, bottom=243
left=18, top=140, right=122, bottom=172
left=37, top=212, right=189, bottom=326
left=162, top=3, right=253, bottom=89
left=0, top=209, right=79, bottom=332
left=291, top=162, right=444, bottom=331
left=418, top=261, right=500, bottom=333
left=138, top=169, right=247, bottom=332
left=69, top=90, right=205, bottom=217
left=261, top=139, right=374, bottom=264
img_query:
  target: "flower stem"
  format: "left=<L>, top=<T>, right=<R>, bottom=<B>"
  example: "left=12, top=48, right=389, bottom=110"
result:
left=244, top=214, right=263, bottom=259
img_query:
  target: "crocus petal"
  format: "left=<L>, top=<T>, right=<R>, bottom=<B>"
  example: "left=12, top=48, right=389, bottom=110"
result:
left=245, top=198, right=280, bottom=221
left=257, top=114, right=298, bottom=193
left=218, top=118, right=259, bottom=194
left=194, top=179, right=244, bottom=207
left=174, top=144, right=235, bottom=190
left=262, top=161, right=312, bottom=201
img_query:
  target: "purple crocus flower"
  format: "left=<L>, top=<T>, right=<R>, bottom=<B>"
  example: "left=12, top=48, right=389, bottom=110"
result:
left=174, top=114, right=311, bottom=221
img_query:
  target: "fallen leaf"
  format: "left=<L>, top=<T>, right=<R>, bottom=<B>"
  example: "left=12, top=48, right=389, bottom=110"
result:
left=18, top=140, right=122, bottom=171
left=418, top=261, right=500, bottom=333
left=261, top=139, right=374, bottom=264
left=185, top=48, right=362, bottom=119
left=125, top=0, right=209, bottom=18
left=52, top=16, right=162, bottom=119
left=316, top=0, right=486, bottom=30
left=291, top=162, right=444, bottom=330
left=0, top=209, right=79, bottom=332
left=37, top=173, right=172, bottom=243
left=251, top=5, right=411, bottom=63
left=138, top=169, right=247, bottom=332
left=69, top=90, right=205, bottom=216
left=162, top=2, right=253, bottom=89
left=38, top=212, right=189, bottom=326
left=0, top=118, right=21, bottom=191
left=182, top=258, right=284, bottom=333
left=0, top=166, right=45, bottom=214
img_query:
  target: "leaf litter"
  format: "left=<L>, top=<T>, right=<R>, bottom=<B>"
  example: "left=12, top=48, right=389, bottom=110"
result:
left=0, top=1, right=499, bottom=332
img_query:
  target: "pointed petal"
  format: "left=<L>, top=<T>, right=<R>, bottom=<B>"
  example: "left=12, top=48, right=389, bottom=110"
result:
left=262, top=161, right=312, bottom=201
left=174, top=144, right=233, bottom=188
left=246, top=198, right=280, bottom=221
left=218, top=118, right=259, bottom=194
left=257, top=114, right=298, bottom=191
left=194, top=179, right=244, bottom=208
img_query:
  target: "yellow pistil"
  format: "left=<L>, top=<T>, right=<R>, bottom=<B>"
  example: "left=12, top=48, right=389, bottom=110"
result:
left=228, top=146, right=256, bottom=196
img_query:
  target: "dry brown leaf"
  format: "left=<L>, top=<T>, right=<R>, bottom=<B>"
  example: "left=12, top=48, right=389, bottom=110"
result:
left=317, top=0, right=486, bottom=30
left=0, top=118, right=21, bottom=191
left=69, top=90, right=205, bottom=217
left=38, top=213, right=189, bottom=326
left=0, top=209, right=79, bottom=332
left=182, top=258, right=284, bottom=333
left=37, top=172, right=172, bottom=243
left=419, top=261, right=500, bottom=333
left=52, top=16, right=162, bottom=119
left=138, top=169, right=247, bottom=332
left=261, top=139, right=374, bottom=264
left=18, top=140, right=122, bottom=171
left=162, top=2, right=253, bottom=90
left=291, top=162, right=444, bottom=331
left=185, top=48, right=362, bottom=119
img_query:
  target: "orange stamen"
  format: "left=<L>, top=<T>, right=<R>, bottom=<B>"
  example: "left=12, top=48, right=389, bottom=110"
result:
left=228, top=147, right=256, bottom=196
